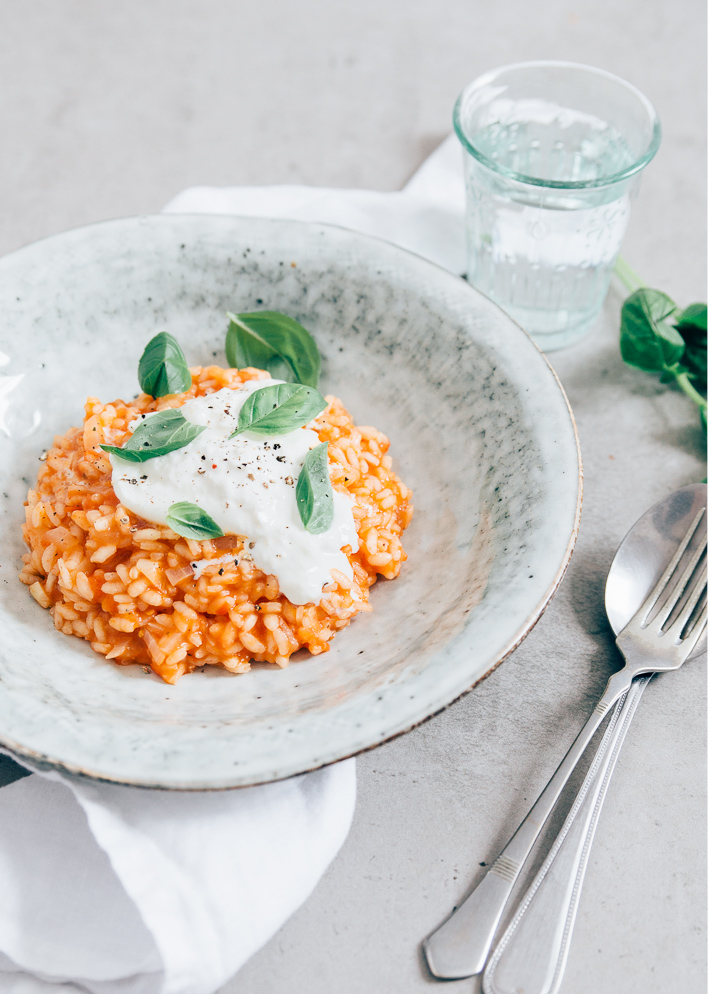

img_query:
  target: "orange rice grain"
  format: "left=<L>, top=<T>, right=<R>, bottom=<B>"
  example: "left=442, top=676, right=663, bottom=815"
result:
left=19, top=365, right=412, bottom=683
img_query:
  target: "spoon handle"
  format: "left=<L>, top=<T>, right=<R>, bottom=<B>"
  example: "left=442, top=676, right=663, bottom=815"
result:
left=482, top=676, right=650, bottom=994
left=423, top=666, right=633, bottom=979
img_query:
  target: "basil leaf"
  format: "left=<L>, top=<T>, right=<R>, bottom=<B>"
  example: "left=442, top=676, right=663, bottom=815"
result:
left=620, top=289, right=685, bottom=374
left=676, top=302, right=707, bottom=333
left=676, top=303, right=708, bottom=387
left=296, top=442, right=334, bottom=534
left=231, top=383, right=327, bottom=437
left=226, top=311, right=321, bottom=387
left=138, top=332, right=193, bottom=397
left=165, top=502, right=224, bottom=539
left=100, top=409, right=206, bottom=463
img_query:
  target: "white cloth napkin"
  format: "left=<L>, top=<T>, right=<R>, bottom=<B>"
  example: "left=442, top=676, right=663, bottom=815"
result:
left=0, top=133, right=466, bottom=994
left=163, top=133, right=466, bottom=273
left=0, top=760, right=356, bottom=994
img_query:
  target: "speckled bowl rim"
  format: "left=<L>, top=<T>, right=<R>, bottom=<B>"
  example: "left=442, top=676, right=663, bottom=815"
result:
left=0, top=215, right=583, bottom=789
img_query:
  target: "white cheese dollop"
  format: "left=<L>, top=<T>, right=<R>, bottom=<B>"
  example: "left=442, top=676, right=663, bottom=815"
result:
left=109, top=380, right=359, bottom=605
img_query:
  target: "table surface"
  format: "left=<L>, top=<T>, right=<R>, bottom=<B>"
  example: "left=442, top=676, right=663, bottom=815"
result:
left=0, top=2, right=706, bottom=992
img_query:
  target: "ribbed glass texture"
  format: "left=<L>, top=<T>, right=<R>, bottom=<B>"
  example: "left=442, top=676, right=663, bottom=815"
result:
left=454, top=62, right=661, bottom=350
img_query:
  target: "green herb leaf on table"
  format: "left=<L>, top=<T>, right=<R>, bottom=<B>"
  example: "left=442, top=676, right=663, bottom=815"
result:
left=296, top=442, right=334, bottom=534
left=226, top=311, right=321, bottom=387
left=100, top=410, right=206, bottom=462
left=675, top=303, right=708, bottom=385
left=231, top=383, right=327, bottom=437
left=138, top=332, right=193, bottom=398
left=620, top=289, right=685, bottom=374
left=165, top=502, right=224, bottom=540
left=616, top=274, right=707, bottom=436
left=676, top=302, right=707, bottom=333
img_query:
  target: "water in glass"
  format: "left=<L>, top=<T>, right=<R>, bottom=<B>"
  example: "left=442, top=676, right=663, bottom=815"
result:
left=464, top=106, right=637, bottom=349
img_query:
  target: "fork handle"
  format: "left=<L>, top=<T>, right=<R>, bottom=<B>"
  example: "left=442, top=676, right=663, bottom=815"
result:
left=482, top=676, right=650, bottom=994
left=423, top=666, right=634, bottom=979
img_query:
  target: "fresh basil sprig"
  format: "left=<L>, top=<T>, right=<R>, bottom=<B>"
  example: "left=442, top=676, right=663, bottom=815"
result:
left=615, top=259, right=707, bottom=435
left=138, top=332, right=193, bottom=397
left=226, top=311, right=321, bottom=387
left=100, top=410, right=206, bottom=462
left=166, top=502, right=224, bottom=539
left=231, top=383, right=327, bottom=437
left=296, top=442, right=334, bottom=534
left=619, top=289, right=707, bottom=433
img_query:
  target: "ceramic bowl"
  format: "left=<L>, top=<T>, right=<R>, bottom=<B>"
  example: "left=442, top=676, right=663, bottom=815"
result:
left=0, top=215, right=581, bottom=788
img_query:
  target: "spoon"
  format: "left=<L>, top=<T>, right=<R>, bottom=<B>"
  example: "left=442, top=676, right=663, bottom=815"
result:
left=424, top=483, right=707, bottom=980
left=481, top=481, right=707, bottom=994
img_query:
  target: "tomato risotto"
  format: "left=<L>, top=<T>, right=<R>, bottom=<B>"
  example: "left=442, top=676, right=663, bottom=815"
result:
left=19, top=365, right=412, bottom=684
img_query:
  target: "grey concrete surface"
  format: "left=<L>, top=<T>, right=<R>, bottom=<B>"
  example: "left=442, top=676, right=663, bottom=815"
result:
left=0, top=2, right=706, bottom=992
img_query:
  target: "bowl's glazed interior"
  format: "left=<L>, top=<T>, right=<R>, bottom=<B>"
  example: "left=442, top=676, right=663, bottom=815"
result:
left=0, top=215, right=581, bottom=787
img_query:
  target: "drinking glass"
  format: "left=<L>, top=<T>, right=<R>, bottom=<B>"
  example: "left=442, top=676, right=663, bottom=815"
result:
left=454, top=61, right=661, bottom=350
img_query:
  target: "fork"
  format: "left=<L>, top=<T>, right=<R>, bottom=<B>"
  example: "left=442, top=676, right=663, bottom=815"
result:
left=481, top=505, right=707, bottom=994
left=481, top=675, right=650, bottom=994
left=424, top=507, right=707, bottom=980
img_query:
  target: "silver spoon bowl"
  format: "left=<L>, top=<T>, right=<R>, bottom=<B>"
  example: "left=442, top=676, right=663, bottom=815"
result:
left=606, top=483, right=707, bottom=639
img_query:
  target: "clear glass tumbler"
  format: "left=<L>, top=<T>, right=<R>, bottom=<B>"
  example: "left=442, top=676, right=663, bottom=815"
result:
left=454, top=61, right=661, bottom=350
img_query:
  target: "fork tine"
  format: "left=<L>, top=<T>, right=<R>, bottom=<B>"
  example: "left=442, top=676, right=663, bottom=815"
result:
left=681, top=601, right=708, bottom=659
left=667, top=562, right=708, bottom=643
left=638, top=507, right=705, bottom=625
left=641, top=507, right=707, bottom=629
left=655, top=528, right=707, bottom=630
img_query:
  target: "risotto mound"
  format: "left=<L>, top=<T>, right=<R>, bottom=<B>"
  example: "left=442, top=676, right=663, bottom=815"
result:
left=19, top=365, right=413, bottom=684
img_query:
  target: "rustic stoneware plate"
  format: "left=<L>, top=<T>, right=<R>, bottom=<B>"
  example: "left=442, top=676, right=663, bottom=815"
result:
left=0, top=215, right=581, bottom=789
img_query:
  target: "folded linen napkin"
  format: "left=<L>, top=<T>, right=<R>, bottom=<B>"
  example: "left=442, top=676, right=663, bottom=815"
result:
left=0, top=133, right=466, bottom=994
left=0, top=760, right=356, bottom=994
left=163, top=133, right=466, bottom=274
